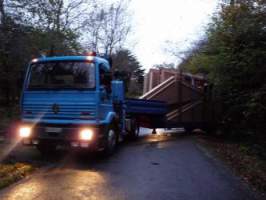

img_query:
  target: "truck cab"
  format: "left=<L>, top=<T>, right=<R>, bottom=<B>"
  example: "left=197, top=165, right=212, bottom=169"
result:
left=18, top=53, right=124, bottom=155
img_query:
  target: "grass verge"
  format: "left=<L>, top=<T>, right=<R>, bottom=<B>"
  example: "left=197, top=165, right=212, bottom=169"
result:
left=0, top=105, right=35, bottom=189
left=196, top=134, right=266, bottom=198
left=0, top=163, right=34, bottom=189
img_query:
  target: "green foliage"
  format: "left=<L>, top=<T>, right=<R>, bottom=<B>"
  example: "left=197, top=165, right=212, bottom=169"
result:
left=181, top=0, right=266, bottom=138
left=112, top=49, right=144, bottom=97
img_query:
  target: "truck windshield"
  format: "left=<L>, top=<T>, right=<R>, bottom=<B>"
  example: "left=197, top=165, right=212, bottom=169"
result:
left=28, top=61, right=95, bottom=90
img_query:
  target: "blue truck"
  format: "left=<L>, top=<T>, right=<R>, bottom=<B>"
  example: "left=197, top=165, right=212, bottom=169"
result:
left=18, top=53, right=167, bottom=155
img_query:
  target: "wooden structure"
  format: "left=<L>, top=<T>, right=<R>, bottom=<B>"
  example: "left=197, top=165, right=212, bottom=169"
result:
left=140, top=69, right=213, bottom=131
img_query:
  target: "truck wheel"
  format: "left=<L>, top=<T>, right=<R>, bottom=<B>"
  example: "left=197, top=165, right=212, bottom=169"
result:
left=132, top=121, right=140, bottom=139
left=37, top=142, right=57, bottom=156
left=134, top=123, right=140, bottom=138
left=129, top=119, right=140, bottom=140
left=102, top=124, right=118, bottom=156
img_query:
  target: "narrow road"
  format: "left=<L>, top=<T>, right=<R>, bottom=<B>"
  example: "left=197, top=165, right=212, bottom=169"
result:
left=0, top=132, right=256, bottom=200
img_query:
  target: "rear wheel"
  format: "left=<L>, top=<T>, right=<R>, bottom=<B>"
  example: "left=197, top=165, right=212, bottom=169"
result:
left=129, top=119, right=140, bottom=140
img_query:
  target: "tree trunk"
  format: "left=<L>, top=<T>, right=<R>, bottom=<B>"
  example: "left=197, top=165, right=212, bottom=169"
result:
left=0, top=0, right=5, bottom=24
left=0, top=0, right=10, bottom=106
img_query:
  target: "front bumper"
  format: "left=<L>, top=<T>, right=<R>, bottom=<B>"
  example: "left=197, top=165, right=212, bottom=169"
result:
left=20, top=123, right=108, bottom=150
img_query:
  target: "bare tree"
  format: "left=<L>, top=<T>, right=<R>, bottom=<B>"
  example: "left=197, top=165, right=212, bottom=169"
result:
left=7, top=0, right=89, bottom=31
left=164, top=38, right=208, bottom=70
left=83, top=0, right=131, bottom=55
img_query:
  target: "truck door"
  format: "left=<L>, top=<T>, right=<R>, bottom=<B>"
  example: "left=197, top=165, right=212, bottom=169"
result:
left=99, top=66, right=112, bottom=101
left=99, top=64, right=114, bottom=123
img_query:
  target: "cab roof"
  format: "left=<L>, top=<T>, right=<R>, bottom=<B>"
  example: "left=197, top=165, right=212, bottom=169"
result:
left=31, top=56, right=110, bottom=71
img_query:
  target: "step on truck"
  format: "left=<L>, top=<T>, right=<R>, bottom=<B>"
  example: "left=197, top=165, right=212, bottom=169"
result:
left=18, top=52, right=167, bottom=155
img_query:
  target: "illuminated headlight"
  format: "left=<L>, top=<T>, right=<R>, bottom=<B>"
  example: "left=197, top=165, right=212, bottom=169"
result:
left=19, top=126, right=31, bottom=138
left=79, top=129, right=93, bottom=141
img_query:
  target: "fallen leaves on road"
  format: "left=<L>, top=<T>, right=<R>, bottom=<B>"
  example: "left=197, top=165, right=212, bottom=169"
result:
left=196, top=135, right=266, bottom=197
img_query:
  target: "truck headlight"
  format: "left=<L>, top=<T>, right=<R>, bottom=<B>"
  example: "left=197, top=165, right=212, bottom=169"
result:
left=79, top=129, right=93, bottom=141
left=19, top=126, right=32, bottom=138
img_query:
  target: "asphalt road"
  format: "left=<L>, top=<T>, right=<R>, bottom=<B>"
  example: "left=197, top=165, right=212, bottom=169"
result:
left=0, top=131, right=258, bottom=200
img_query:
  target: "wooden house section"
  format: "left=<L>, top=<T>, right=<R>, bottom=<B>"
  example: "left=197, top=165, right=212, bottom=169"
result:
left=141, top=68, right=211, bottom=129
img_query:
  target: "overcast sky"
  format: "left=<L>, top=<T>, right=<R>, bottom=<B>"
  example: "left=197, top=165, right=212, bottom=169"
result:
left=127, top=0, right=220, bottom=70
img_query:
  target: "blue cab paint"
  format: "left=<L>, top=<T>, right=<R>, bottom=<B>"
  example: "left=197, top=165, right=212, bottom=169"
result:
left=21, top=56, right=116, bottom=126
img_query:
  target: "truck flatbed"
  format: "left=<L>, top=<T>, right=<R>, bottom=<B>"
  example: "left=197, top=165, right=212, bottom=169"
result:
left=125, top=98, right=167, bottom=128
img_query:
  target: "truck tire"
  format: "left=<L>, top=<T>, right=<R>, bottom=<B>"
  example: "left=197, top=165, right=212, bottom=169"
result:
left=128, top=119, right=140, bottom=140
left=132, top=120, right=140, bottom=139
left=102, top=124, right=118, bottom=156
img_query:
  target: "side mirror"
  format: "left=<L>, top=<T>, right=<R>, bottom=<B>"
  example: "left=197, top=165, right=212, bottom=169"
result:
left=111, top=80, right=124, bottom=103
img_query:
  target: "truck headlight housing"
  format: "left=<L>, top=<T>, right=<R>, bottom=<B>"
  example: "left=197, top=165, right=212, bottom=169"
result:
left=79, top=129, right=93, bottom=141
left=19, top=126, right=32, bottom=138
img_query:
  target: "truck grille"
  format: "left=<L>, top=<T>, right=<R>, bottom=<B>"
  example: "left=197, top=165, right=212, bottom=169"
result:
left=23, top=103, right=96, bottom=120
